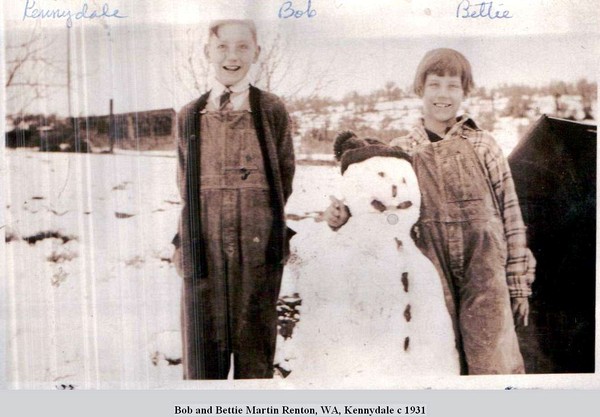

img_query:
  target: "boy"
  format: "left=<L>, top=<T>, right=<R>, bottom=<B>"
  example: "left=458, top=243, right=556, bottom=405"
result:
left=172, top=19, right=295, bottom=379
left=327, top=48, right=534, bottom=374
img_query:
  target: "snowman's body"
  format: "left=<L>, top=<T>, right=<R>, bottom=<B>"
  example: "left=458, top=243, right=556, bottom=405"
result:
left=281, top=157, right=460, bottom=380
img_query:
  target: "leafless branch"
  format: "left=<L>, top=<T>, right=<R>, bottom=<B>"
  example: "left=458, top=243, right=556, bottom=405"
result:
left=5, top=23, right=65, bottom=114
left=172, top=27, right=210, bottom=100
left=254, top=32, right=334, bottom=103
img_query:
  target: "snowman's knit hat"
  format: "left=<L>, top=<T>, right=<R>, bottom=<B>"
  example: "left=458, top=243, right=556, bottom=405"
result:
left=334, top=131, right=412, bottom=174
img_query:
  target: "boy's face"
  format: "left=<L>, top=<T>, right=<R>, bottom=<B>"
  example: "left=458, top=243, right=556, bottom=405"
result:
left=204, top=23, right=260, bottom=87
left=421, top=73, right=465, bottom=130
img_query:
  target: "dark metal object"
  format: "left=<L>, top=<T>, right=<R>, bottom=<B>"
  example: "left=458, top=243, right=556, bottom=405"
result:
left=508, top=115, right=597, bottom=374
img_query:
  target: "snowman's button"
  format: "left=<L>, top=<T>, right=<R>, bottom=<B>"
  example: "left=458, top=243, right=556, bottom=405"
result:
left=404, top=336, right=410, bottom=351
left=395, top=238, right=403, bottom=250
left=404, top=304, right=412, bottom=322
left=401, top=272, right=409, bottom=292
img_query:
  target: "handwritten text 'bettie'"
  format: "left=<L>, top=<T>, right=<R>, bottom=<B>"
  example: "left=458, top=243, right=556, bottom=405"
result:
left=22, top=0, right=127, bottom=28
left=279, top=0, right=317, bottom=19
left=456, top=0, right=513, bottom=19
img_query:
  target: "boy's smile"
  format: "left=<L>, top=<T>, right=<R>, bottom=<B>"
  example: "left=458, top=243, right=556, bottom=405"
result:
left=204, top=23, right=260, bottom=87
left=421, top=73, right=464, bottom=135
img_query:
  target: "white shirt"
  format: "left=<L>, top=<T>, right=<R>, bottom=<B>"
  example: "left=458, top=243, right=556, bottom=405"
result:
left=208, top=76, right=251, bottom=111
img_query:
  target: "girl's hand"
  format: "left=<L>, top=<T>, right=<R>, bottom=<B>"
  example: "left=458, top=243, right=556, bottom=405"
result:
left=511, top=297, right=529, bottom=327
left=324, top=196, right=350, bottom=230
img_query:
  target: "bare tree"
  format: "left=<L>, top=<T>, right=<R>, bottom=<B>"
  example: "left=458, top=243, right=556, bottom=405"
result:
left=5, top=23, right=65, bottom=114
left=255, top=32, right=334, bottom=102
left=384, top=81, right=396, bottom=101
left=576, top=78, right=597, bottom=119
left=254, top=32, right=288, bottom=93
left=172, top=26, right=211, bottom=101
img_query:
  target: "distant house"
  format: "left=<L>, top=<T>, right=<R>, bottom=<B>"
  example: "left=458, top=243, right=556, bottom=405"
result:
left=74, top=108, right=176, bottom=151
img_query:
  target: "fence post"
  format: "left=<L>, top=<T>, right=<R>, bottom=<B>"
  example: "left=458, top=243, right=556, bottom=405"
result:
left=109, top=99, right=114, bottom=153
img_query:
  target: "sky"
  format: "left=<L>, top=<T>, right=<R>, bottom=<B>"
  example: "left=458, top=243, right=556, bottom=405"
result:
left=2, top=0, right=599, bottom=116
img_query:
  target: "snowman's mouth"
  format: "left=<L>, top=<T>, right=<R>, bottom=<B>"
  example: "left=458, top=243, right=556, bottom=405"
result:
left=371, top=199, right=413, bottom=212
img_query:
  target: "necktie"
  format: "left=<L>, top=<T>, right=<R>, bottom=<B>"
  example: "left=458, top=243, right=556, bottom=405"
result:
left=219, top=88, right=232, bottom=111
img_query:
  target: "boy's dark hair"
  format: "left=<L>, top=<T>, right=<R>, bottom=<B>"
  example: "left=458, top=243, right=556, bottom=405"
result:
left=208, top=19, right=258, bottom=44
left=413, top=48, right=474, bottom=96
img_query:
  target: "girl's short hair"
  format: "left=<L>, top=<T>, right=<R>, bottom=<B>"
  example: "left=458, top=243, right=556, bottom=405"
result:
left=413, top=48, right=474, bottom=96
left=208, top=19, right=258, bottom=44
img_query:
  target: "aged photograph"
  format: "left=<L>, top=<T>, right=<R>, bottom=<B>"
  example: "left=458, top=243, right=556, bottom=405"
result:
left=1, top=0, right=598, bottom=389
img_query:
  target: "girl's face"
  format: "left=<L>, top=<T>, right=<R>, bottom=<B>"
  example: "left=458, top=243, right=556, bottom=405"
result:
left=421, top=73, right=465, bottom=133
left=204, top=23, right=260, bottom=87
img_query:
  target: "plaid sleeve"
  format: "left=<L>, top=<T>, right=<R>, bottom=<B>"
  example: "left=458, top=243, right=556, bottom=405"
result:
left=389, top=135, right=415, bottom=154
left=390, top=127, right=428, bottom=156
left=476, top=131, right=535, bottom=297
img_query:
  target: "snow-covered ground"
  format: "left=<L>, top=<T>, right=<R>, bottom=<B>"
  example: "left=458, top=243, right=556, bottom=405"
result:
left=4, top=149, right=342, bottom=389
left=5, top=150, right=184, bottom=388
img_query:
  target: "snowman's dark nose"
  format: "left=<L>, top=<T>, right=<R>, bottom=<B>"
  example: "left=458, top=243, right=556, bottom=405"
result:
left=392, top=185, right=397, bottom=198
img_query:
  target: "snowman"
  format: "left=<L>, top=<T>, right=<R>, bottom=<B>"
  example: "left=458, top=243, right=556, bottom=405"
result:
left=277, top=132, right=460, bottom=381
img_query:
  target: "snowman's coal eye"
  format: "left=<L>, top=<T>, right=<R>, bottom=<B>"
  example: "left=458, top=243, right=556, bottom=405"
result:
left=371, top=199, right=386, bottom=212
left=397, top=201, right=413, bottom=209
left=378, top=172, right=385, bottom=177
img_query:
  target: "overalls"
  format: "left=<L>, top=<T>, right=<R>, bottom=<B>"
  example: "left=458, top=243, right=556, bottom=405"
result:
left=181, top=106, right=279, bottom=379
left=412, top=132, right=525, bottom=375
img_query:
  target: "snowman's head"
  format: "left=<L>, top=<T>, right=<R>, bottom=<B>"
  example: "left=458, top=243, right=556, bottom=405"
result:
left=334, top=132, right=421, bottom=228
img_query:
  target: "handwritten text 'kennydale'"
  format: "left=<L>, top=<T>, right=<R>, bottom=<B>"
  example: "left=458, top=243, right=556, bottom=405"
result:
left=22, top=0, right=127, bottom=28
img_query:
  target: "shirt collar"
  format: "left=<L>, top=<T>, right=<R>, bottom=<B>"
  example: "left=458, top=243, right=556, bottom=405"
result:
left=446, top=114, right=480, bottom=136
left=209, top=76, right=251, bottom=97
left=408, top=114, right=480, bottom=145
left=416, top=114, right=479, bottom=135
